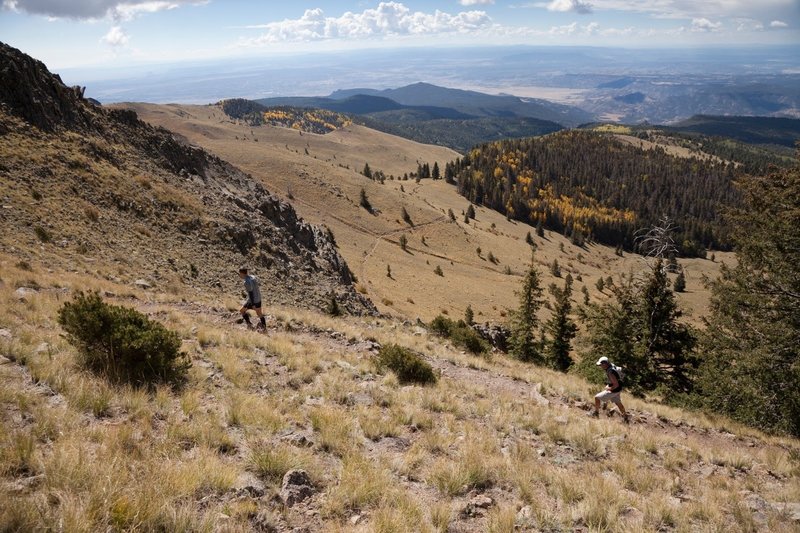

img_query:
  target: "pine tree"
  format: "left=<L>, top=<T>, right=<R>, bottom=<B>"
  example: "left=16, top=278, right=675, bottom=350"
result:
left=464, top=305, right=474, bottom=326
left=401, top=207, right=413, bottom=226
left=550, top=259, right=561, bottom=278
left=448, top=208, right=456, bottom=222
left=536, top=220, right=544, bottom=238
left=466, top=204, right=476, bottom=220
left=544, top=275, right=577, bottom=371
left=509, top=255, right=544, bottom=363
left=399, top=234, right=408, bottom=251
left=673, top=269, right=686, bottom=292
left=362, top=163, right=372, bottom=179
left=639, top=259, right=697, bottom=393
left=359, top=188, right=372, bottom=212
left=525, top=231, right=534, bottom=246
left=595, top=277, right=605, bottom=292
left=697, top=160, right=800, bottom=436
left=432, top=162, right=440, bottom=180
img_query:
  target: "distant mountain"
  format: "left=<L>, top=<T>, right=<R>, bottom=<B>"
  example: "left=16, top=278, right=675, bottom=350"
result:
left=344, top=82, right=594, bottom=126
left=614, top=92, right=646, bottom=104
left=257, top=83, right=579, bottom=152
left=667, top=115, right=800, bottom=148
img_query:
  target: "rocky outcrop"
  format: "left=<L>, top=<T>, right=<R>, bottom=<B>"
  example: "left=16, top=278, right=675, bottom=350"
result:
left=0, top=41, right=376, bottom=316
left=472, top=323, right=510, bottom=352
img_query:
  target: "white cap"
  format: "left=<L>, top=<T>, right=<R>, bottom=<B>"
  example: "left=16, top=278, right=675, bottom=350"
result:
left=595, top=356, right=609, bottom=366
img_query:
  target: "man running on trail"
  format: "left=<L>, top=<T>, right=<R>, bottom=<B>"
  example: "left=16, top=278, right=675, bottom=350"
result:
left=238, top=267, right=266, bottom=331
left=588, top=356, right=629, bottom=423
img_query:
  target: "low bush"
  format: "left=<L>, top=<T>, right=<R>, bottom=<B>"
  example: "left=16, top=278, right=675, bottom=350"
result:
left=57, top=292, right=190, bottom=387
left=375, top=344, right=437, bottom=385
left=428, top=315, right=489, bottom=355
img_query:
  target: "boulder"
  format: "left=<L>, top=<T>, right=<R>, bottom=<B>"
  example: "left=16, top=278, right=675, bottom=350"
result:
left=279, top=469, right=314, bottom=507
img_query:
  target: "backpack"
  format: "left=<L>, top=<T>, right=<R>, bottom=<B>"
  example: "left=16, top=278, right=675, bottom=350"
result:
left=611, top=364, right=625, bottom=382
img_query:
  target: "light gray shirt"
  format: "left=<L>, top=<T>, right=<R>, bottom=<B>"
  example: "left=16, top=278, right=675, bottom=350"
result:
left=243, top=275, right=262, bottom=304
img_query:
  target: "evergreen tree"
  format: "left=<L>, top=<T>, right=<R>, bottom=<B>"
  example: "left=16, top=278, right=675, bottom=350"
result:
left=544, top=275, right=578, bottom=371
left=464, top=305, right=474, bottom=326
left=595, top=277, right=605, bottom=292
left=432, top=162, right=440, bottom=180
left=466, top=204, right=476, bottom=219
left=362, top=163, right=372, bottom=179
left=536, top=220, right=544, bottom=238
left=639, top=259, right=697, bottom=394
left=673, top=269, right=686, bottom=292
left=448, top=208, right=456, bottom=222
left=550, top=259, right=561, bottom=278
left=525, top=231, right=534, bottom=246
left=697, top=160, right=800, bottom=436
left=509, top=255, right=544, bottom=363
left=401, top=207, right=413, bottom=226
left=359, top=188, right=372, bottom=212
left=399, top=234, right=408, bottom=251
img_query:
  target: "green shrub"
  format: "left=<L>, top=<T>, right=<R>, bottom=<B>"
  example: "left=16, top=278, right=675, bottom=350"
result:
left=57, top=292, right=190, bottom=387
left=428, top=315, right=488, bottom=355
left=375, top=344, right=437, bottom=385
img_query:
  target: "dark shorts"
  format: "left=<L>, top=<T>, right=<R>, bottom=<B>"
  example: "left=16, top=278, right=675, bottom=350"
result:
left=243, top=301, right=262, bottom=310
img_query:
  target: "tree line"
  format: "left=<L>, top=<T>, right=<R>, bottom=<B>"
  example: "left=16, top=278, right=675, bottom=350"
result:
left=449, top=130, right=743, bottom=256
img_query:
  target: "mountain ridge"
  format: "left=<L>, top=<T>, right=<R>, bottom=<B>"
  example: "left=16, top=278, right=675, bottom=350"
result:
left=0, top=41, right=375, bottom=315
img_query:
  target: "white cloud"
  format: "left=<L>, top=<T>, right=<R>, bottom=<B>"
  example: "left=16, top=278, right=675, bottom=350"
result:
left=1, top=0, right=205, bottom=20
left=691, top=17, right=722, bottom=32
left=459, top=0, right=494, bottom=5
left=101, top=25, right=129, bottom=46
left=242, top=2, right=493, bottom=44
left=546, top=0, right=593, bottom=14
left=770, top=19, right=788, bottom=28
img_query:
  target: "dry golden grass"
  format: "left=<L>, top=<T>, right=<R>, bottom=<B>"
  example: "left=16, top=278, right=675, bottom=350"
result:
left=0, top=256, right=798, bottom=532
left=122, top=102, right=731, bottom=324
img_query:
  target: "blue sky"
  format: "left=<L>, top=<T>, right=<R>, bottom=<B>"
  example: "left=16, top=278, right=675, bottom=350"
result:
left=1, top=1, right=798, bottom=68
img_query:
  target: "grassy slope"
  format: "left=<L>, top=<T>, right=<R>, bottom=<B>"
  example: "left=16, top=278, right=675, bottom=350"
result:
left=1, top=258, right=798, bottom=532
left=121, top=103, right=729, bottom=326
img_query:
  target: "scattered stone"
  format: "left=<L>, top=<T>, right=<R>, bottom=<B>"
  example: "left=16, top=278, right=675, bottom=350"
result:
left=772, top=502, right=800, bottom=522
left=134, top=279, right=152, bottom=289
left=14, top=287, right=37, bottom=301
left=0, top=328, right=12, bottom=340
left=460, top=495, right=494, bottom=517
left=516, top=505, right=533, bottom=523
left=537, top=448, right=547, bottom=457
left=280, top=469, right=314, bottom=507
left=35, top=342, right=50, bottom=354
left=349, top=515, right=363, bottom=526
left=281, top=432, right=314, bottom=448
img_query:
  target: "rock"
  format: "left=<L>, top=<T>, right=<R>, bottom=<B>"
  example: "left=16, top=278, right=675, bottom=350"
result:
left=0, top=328, right=12, bottom=340
left=516, top=505, right=533, bottom=523
left=460, top=495, right=494, bottom=517
left=537, top=448, right=547, bottom=457
left=134, top=279, right=152, bottom=289
left=349, top=515, right=363, bottom=526
left=471, top=323, right=510, bottom=352
left=281, top=432, right=314, bottom=448
left=280, top=469, right=314, bottom=507
left=772, top=502, right=800, bottom=522
left=14, top=287, right=37, bottom=301
left=35, top=342, right=50, bottom=354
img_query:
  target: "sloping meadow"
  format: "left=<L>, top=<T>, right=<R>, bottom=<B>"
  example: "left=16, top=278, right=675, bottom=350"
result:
left=0, top=258, right=799, bottom=532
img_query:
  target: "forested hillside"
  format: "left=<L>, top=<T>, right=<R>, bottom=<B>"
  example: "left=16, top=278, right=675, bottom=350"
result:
left=452, top=130, right=741, bottom=255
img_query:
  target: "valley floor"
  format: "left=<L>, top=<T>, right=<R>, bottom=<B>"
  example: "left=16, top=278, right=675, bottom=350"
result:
left=1, top=255, right=799, bottom=532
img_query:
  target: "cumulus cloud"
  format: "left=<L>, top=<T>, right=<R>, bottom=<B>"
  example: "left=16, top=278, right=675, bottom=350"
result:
left=691, top=17, right=722, bottom=32
left=242, top=2, right=493, bottom=44
left=2, top=0, right=205, bottom=21
left=546, top=0, right=593, bottom=14
left=459, top=0, right=494, bottom=5
left=101, top=25, right=129, bottom=46
left=770, top=19, right=788, bottom=28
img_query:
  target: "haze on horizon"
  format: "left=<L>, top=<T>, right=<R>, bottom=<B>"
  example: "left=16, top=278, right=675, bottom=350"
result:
left=1, top=0, right=798, bottom=71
